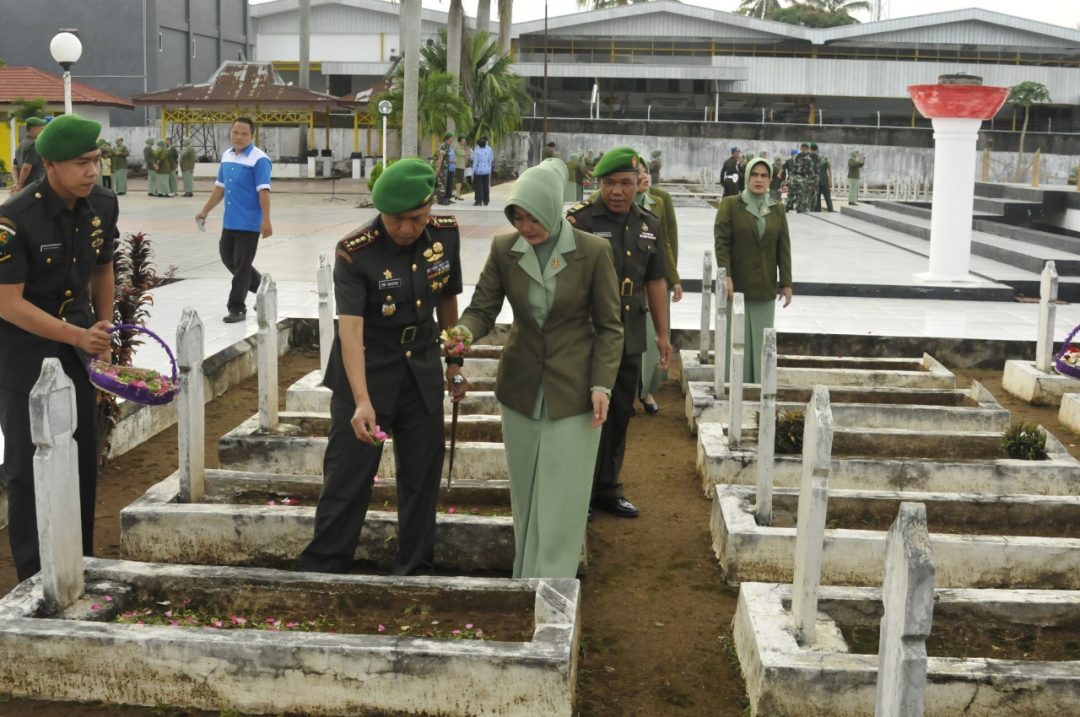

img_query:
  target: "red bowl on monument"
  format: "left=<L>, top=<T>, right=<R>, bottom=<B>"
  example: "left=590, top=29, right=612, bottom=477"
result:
left=908, top=84, right=1010, bottom=120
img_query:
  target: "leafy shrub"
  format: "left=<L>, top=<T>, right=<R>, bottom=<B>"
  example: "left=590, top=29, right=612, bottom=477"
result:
left=367, top=159, right=396, bottom=192
left=1001, top=422, right=1048, bottom=460
left=775, top=410, right=805, bottom=454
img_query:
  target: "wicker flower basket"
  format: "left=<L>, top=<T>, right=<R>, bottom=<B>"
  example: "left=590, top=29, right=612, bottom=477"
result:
left=1053, top=323, right=1080, bottom=379
left=86, top=324, right=180, bottom=405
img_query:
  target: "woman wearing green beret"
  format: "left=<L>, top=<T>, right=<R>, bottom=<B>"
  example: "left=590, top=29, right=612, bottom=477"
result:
left=451, top=158, right=624, bottom=578
left=713, top=157, right=793, bottom=383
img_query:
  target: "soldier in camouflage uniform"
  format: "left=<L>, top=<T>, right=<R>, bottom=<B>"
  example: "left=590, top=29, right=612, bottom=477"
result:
left=791, top=143, right=816, bottom=213
left=810, top=142, right=833, bottom=212
left=153, top=140, right=171, bottom=197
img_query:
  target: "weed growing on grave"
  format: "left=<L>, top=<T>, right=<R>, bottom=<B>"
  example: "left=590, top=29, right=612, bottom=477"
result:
left=1002, top=421, right=1049, bottom=460
left=774, top=410, right=805, bottom=454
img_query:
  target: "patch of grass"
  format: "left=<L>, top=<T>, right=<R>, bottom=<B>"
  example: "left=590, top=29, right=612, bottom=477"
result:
left=775, top=410, right=805, bottom=454
left=1002, top=421, right=1048, bottom=460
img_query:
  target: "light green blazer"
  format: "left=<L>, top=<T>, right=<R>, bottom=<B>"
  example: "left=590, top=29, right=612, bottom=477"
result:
left=459, top=227, right=624, bottom=420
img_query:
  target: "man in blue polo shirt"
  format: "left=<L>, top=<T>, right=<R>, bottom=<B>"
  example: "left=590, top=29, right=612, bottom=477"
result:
left=195, top=117, right=273, bottom=323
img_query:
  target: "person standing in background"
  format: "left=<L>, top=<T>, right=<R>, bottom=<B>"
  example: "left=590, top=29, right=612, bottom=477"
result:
left=453, top=135, right=470, bottom=201
left=11, top=117, right=46, bottom=193
left=180, top=140, right=197, bottom=197
left=720, top=147, right=743, bottom=198
left=165, top=138, right=179, bottom=197
left=97, top=139, right=112, bottom=189
left=648, top=149, right=662, bottom=186
left=848, top=151, right=865, bottom=206
left=471, top=136, right=493, bottom=206
left=810, top=143, right=833, bottom=212
left=111, top=138, right=129, bottom=195
left=143, top=138, right=160, bottom=197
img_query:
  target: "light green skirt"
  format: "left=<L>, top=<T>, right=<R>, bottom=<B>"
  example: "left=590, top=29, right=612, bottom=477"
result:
left=500, top=403, right=600, bottom=578
left=724, top=297, right=776, bottom=384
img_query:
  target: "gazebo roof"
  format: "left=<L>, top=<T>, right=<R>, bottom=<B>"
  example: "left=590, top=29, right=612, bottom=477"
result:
left=132, top=61, right=347, bottom=109
left=338, top=80, right=391, bottom=111
left=0, top=67, right=134, bottom=109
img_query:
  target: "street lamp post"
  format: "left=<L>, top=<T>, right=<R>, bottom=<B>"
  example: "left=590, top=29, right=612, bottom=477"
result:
left=377, top=100, right=393, bottom=166
left=49, top=31, right=83, bottom=115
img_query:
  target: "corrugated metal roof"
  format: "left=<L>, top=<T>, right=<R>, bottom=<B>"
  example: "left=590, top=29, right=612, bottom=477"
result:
left=0, top=67, right=134, bottom=109
left=132, top=62, right=348, bottom=108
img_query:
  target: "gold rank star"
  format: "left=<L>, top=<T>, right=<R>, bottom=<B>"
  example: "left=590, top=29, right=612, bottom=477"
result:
left=383, top=269, right=393, bottom=280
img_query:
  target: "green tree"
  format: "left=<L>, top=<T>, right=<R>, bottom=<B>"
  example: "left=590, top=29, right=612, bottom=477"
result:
left=371, top=66, right=471, bottom=153
left=804, top=0, right=871, bottom=15
left=1008, top=80, right=1052, bottom=179
left=13, top=97, right=47, bottom=122
left=735, top=0, right=784, bottom=19
left=771, top=3, right=857, bottom=27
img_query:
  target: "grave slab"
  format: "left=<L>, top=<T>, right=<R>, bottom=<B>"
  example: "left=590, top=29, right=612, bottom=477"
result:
left=686, top=381, right=1009, bottom=434
left=697, top=422, right=1080, bottom=496
left=1060, top=392, right=1080, bottom=433
left=733, top=582, right=1080, bottom=717
left=286, top=367, right=499, bottom=413
left=0, top=559, right=580, bottom=716
left=680, top=352, right=955, bottom=394
left=219, top=413, right=509, bottom=478
left=122, top=471, right=515, bottom=571
left=712, top=484, right=1080, bottom=588
left=1003, top=359, right=1080, bottom=406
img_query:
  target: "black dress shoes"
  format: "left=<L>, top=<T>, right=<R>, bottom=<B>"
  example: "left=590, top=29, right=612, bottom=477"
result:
left=641, top=400, right=660, bottom=414
left=223, top=312, right=246, bottom=323
left=592, top=496, right=639, bottom=518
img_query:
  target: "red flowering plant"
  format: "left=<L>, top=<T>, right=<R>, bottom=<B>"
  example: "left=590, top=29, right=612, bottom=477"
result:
left=440, top=326, right=473, bottom=357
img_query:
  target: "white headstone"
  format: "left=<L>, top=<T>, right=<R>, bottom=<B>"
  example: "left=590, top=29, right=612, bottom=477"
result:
left=29, top=359, right=84, bottom=608
left=713, top=267, right=728, bottom=399
left=257, top=274, right=279, bottom=432
left=317, top=254, right=334, bottom=375
left=755, top=329, right=778, bottom=525
left=728, top=293, right=746, bottom=449
left=699, top=251, right=713, bottom=364
left=874, top=502, right=935, bottom=717
left=1035, top=261, right=1058, bottom=374
left=177, top=308, right=205, bottom=503
left=790, top=385, right=833, bottom=646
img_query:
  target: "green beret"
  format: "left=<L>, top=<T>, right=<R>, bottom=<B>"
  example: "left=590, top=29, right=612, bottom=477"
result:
left=372, top=158, right=436, bottom=214
left=592, top=146, right=641, bottom=178
left=651, top=149, right=662, bottom=158
left=35, top=114, right=102, bottom=162
left=443, top=131, right=454, bottom=140
left=809, top=142, right=818, bottom=150
left=25, top=117, right=47, bottom=127
left=145, top=138, right=155, bottom=146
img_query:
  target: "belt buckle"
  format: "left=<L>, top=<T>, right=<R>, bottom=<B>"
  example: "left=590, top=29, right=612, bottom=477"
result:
left=620, top=278, right=634, bottom=297
left=400, top=325, right=417, bottom=344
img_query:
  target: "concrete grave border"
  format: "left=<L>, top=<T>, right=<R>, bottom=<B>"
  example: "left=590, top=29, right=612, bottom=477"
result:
left=0, top=559, right=580, bottom=716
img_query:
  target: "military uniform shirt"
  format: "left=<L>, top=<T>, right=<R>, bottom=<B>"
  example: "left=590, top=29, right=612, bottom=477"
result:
left=15, top=137, right=45, bottom=187
left=323, top=214, right=463, bottom=413
left=567, top=197, right=665, bottom=355
left=0, top=178, right=119, bottom=393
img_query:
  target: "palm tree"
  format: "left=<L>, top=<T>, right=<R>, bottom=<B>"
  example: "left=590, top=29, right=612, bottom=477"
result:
left=445, top=0, right=465, bottom=132
left=401, top=0, right=421, bottom=157
left=804, top=0, right=871, bottom=16
left=477, top=0, right=492, bottom=35
left=1008, top=81, right=1052, bottom=179
left=372, top=68, right=472, bottom=148
left=735, top=0, right=783, bottom=18
left=498, top=0, right=513, bottom=56
left=409, top=30, right=530, bottom=146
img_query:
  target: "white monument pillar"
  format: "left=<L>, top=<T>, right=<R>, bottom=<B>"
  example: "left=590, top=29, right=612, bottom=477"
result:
left=317, top=254, right=334, bottom=375
left=699, top=251, right=713, bottom=364
left=177, top=308, right=206, bottom=503
left=1036, top=261, right=1059, bottom=374
left=257, top=274, right=279, bottom=432
left=755, top=328, right=778, bottom=525
left=728, top=293, right=745, bottom=449
left=909, top=75, right=1009, bottom=283
left=713, top=267, right=728, bottom=399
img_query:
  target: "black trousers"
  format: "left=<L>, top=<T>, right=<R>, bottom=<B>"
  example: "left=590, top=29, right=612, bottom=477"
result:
left=218, top=229, right=262, bottom=314
left=298, top=369, right=445, bottom=575
left=592, top=352, right=642, bottom=502
left=443, top=167, right=455, bottom=202
left=474, top=174, right=491, bottom=205
left=0, top=348, right=98, bottom=581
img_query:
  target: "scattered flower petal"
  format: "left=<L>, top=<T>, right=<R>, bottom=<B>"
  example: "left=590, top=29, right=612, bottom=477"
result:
left=377, top=624, right=386, bottom=633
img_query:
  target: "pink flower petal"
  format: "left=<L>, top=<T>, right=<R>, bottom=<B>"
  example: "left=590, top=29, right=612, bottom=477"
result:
left=103, top=595, right=113, bottom=602
left=285, top=622, right=299, bottom=628
left=90, top=604, right=101, bottom=610
left=230, top=616, right=247, bottom=625
left=377, top=624, right=386, bottom=633
left=451, top=629, right=462, bottom=635
left=447, top=506, right=457, bottom=514
left=465, top=623, right=474, bottom=629
left=212, top=620, right=223, bottom=628
left=475, top=628, right=484, bottom=636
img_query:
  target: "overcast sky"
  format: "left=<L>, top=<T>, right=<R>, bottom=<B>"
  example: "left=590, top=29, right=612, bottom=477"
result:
left=431, top=0, right=1080, bottom=29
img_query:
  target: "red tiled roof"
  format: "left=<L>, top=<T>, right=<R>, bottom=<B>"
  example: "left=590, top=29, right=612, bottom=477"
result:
left=133, top=62, right=348, bottom=109
left=0, top=67, right=134, bottom=109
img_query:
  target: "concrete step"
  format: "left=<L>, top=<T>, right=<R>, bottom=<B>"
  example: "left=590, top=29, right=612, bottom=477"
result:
left=871, top=200, right=998, bottom=222
left=972, top=196, right=1043, bottom=222
left=974, top=182, right=1048, bottom=202
left=974, top=219, right=1080, bottom=255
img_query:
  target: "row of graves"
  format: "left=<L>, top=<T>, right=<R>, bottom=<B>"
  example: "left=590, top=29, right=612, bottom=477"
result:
left=684, top=252, right=1080, bottom=716
left=0, top=258, right=578, bottom=715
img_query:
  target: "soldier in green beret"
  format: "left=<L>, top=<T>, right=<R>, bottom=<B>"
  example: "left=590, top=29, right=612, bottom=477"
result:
left=143, top=137, right=161, bottom=197
left=0, top=113, right=119, bottom=580
left=566, top=146, right=671, bottom=519
left=111, top=137, right=129, bottom=195
left=180, top=139, right=197, bottom=196
left=165, top=138, right=179, bottom=197
left=648, top=148, right=662, bottom=186
left=11, top=117, right=47, bottom=192
left=298, top=157, right=467, bottom=576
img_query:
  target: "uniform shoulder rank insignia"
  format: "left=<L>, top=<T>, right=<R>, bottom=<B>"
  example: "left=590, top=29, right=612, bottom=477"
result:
left=429, top=215, right=458, bottom=229
left=336, top=228, right=379, bottom=264
left=567, top=201, right=590, bottom=215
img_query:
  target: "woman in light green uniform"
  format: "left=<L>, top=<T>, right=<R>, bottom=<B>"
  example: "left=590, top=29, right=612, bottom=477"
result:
left=454, top=159, right=623, bottom=578
left=713, top=156, right=793, bottom=383
left=636, top=158, right=681, bottom=412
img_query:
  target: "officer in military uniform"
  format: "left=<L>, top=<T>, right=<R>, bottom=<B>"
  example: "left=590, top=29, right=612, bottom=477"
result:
left=792, top=143, right=816, bottom=213
left=810, top=142, right=833, bottom=212
left=298, top=158, right=466, bottom=575
left=566, top=147, right=672, bottom=518
left=720, top=146, right=744, bottom=199
left=0, top=114, right=118, bottom=581
left=11, top=117, right=47, bottom=192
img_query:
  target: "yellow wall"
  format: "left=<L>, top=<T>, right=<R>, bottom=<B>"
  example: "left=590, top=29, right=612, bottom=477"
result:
left=0, top=119, right=17, bottom=181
